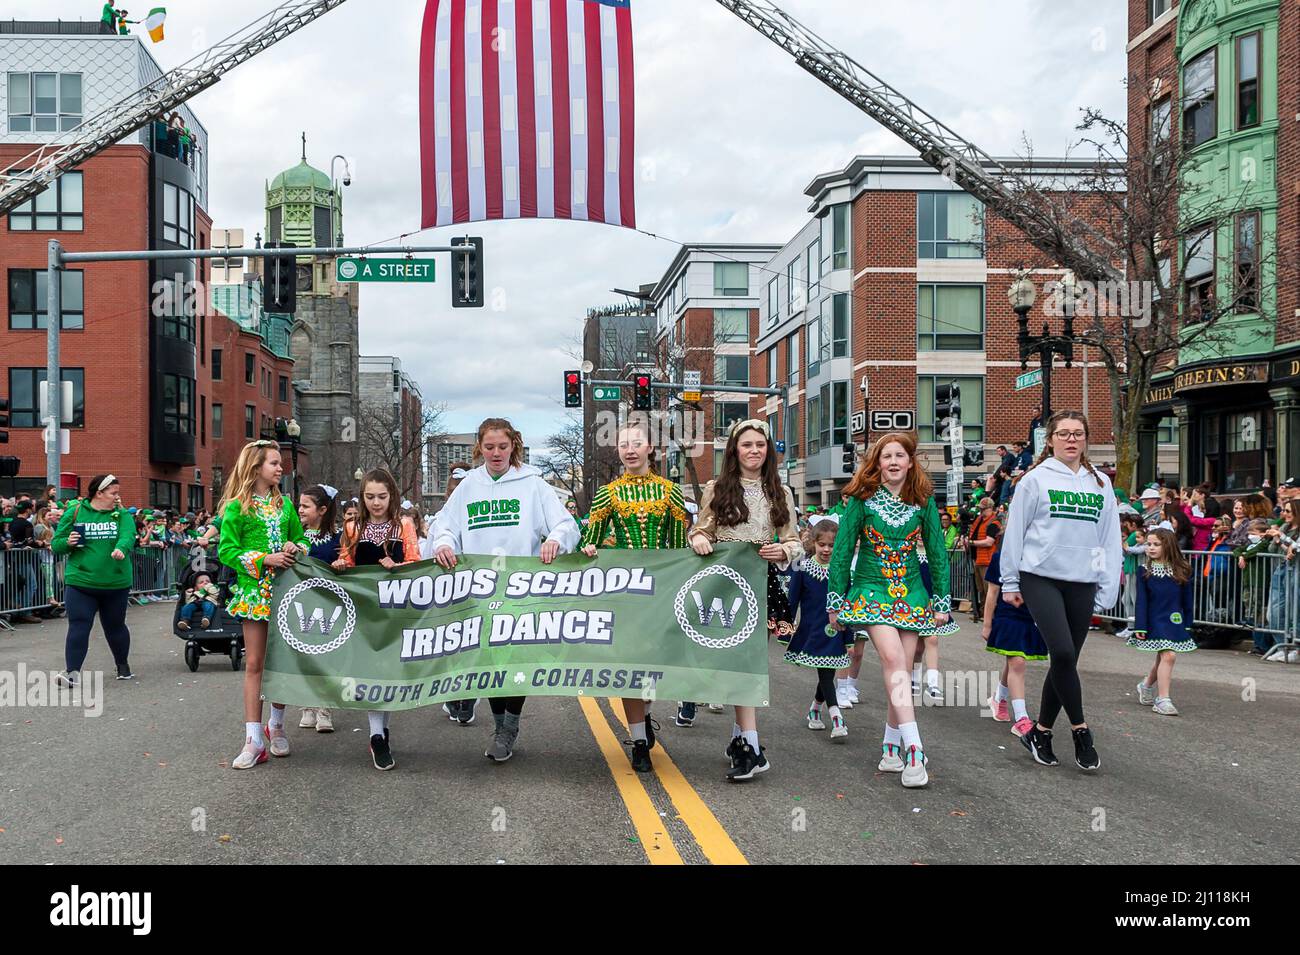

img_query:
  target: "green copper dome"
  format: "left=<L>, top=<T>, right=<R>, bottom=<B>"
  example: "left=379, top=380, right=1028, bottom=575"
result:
left=269, top=159, right=333, bottom=192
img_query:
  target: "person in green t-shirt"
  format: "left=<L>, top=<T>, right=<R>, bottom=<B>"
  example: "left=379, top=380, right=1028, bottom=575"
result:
left=50, top=474, right=137, bottom=685
left=100, top=1, right=116, bottom=28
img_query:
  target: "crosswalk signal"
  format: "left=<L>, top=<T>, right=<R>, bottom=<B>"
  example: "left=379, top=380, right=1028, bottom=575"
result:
left=633, top=374, right=652, bottom=411
left=452, top=236, right=484, bottom=308
left=263, top=241, right=297, bottom=313
left=0, top=397, right=8, bottom=443
left=564, top=370, right=582, bottom=408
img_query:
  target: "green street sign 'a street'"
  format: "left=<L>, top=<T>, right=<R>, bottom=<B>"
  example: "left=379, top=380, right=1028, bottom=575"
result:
left=1015, top=369, right=1043, bottom=391
left=592, top=386, right=622, bottom=401
left=336, top=258, right=436, bottom=283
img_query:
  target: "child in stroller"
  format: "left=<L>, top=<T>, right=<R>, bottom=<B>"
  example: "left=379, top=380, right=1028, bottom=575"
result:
left=178, top=570, right=221, bottom=630
left=174, top=561, right=244, bottom=671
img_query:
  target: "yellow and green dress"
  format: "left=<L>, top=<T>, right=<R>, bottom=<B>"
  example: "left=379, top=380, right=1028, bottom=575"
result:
left=827, top=487, right=957, bottom=636
left=217, top=494, right=308, bottom=621
left=581, top=472, right=689, bottom=551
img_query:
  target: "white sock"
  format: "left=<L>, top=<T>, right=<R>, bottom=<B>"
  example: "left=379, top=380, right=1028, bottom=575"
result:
left=883, top=723, right=902, bottom=747
left=848, top=676, right=858, bottom=688
left=267, top=705, right=285, bottom=730
left=828, top=705, right=842, bottom=720
left=899, top=721, right=922, bottom=751
left=1012, top=699, right=1028, bottom=721
left=630, top=721, right=647, bottom=742
left=926, top=668, right=940, bottom=690
left=995, top=682, right=1010, bottom=703
left=912, top=664, right=922, bottom=684
left=245, top=721, right=263, bottom=747
left=367, top=711, right=386, bottom=737
left=741, top=729, right=760, bottom=753
left=383, top=711, right=392, bottom=728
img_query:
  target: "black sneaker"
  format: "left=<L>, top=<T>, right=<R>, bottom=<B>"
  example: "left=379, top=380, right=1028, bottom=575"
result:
left=675, top=702, right=696, bottom=727
left=370, top=730, right=395, bottom=771
left=1020, top=725, right=1060, bottom=766
left=115, top=663, right=134, bottom=681
left=726, top=740, right=770, bottom=782
left=1072, top=726, right=1100, bottom=771
left=630, top=739, right=652, bottom=773
left=455, top=700, right=476, bottom=726
left=645, top=715, right=659, bottom=750
left=725, top=734, right=742, bottom=763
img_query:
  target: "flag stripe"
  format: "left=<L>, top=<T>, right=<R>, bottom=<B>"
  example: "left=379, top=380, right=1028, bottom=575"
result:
left=450, top=0, right=470, bottom=224
left=599, top=2, right=620, bottom=225
left=465, top=0, right=486, bottom=223
left=498, top=0, right=520, bottom=218
left=418, top=0, right=441, bottom=229
left=481, top=1, right=504, bottom=220
left=514, top=0, right=537, bottom=218
left=435, top=0, right=453, bottom=226
left=616, top=2, right=635, bottom=228
left=549, top=0, right=571, bottom=220
left=583, top=1, right=605, bottom=223
left=534, top=0, right=555, bottom=217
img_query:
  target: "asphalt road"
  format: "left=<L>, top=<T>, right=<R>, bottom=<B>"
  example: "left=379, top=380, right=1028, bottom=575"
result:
left=1, top=602, right=1296, bottom=865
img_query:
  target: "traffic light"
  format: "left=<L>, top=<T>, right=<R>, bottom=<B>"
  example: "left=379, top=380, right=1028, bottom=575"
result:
left=841, top=442, right=856, bottom=474
left=564, top=370, right=582, bottom=408
left=935, top=382, right=961, bottom=441
left=633, top=374, right=652, bottom=411
left=263, top=241, right=297, bottom=313
left=0, top=396, right=8, bottom=443
left=452, top=236, right=484, bottom=308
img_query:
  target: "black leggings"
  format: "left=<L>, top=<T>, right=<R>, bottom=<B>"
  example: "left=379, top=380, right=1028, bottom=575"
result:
left=64, top=585, right=131, bottom=672
left=812, top=667, right=839, bottom=708
left=489, top=696, right=525, bottom=716
left=1019, top=571, right=1097, bottom=728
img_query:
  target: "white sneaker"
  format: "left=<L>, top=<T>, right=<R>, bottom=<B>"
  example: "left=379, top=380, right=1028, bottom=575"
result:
left=55, top=670, right=80, bottom=689
left=807, top=706, right=825, bottom=731
left=830, top=715, right=848, bottom=740
left=925, top=685, right=944, bottom=703
left=1136, top=680, right=1157, bottom=706
left=707, top=703, right=725, bottom=713
left=1287, top=649, right=1299, bottom=664
left=846, top=682, right=860, bottom=704
left=1115, top=628, right=1133, bottom=640
left=315, top=708, right=334, bottom=732
left=1152, top=698, right=1179, bottom=716
left=878, top=744, right=904, bottom=773
left=900, top=746, right=929, bottom=788
left=232, top=740, right=268, bottom=770
left=299, top=708, right=317, bottom=729
left=835, top=681, right=853, bottom=708
left=1262, top=645, right=1287, bottom=662
left=266, top=725, right=291, bottom=757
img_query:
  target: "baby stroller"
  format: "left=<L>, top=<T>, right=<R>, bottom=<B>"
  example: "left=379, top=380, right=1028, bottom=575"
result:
left=172, top=559, right=245, bottom=671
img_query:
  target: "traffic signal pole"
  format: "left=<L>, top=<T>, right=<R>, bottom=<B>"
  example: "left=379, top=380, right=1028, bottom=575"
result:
left=42, top=238, right=478, bottom=487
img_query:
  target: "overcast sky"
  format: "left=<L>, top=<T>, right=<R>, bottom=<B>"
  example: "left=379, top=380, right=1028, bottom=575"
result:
left=23, top=0, right=1127, bottom=453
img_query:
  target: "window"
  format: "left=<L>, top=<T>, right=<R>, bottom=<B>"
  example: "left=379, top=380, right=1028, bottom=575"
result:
left=714, top=354, right=749, bottom=387
left=245, top=404, right=255, bottom=439
left=917, top=375, right=984, bottom=443
left=634, top=329, right=651, bottom=363
left=818, top=384, right=831, bottom=452
left=163, top=183, right=195, bottom=247
left=268, top=206, right=282, bottom=244
left=1150, top=97, right=1172, bottom=148
left=1183, top=49, right=1216, bottom=149
left=767, top=347, right=778, bottom=387
left=786, top=401, right=799, bottom=459
left=832, top=205, right=849, bottom=270
left=188, top=484, right=205, bottom=513
left=832, top=381, right=850, bottom=447
left=917, top=284, right=984, bottom=350
left=211, top=348, right=223, bottom=381
left=158, top=276, right=194, bottom=342
left=807, top=303, right=824, bottom=379
left=1184, top=224, right=1215, bottom=322
left=713, top=449, right=725, bottom=476
left=6, top=72, right=81, bottom=132
left=1157, top=416, right=1176, bottom=445
left=1235, top=211, right=1259, bottom=312
left=767, top=277, right=779, bottom=325
left=713, top=309, right=748, bottom=344
left=314, top=205, right=332, bottom=248
left=917, top=192, right=983, bottom=258
left=832, top=293, right=849, bottom=358
left=212, top=402, right=224, bottom=439
left=786, top=259, right=797, bottom=311
left=806, top=240, right=821, bottom=301
left=713, top=262, right=748, bottom=296
left=7, top=171, right=83, bottom=231
left=807, top=391, right=822, bottom=455
left=149, top=480, right=181, bottom=511
left=715, top=401, right=749, bottom=435
left=279, top=374, right=289, bottom=403
left=1236, top=32, right=1260, bottom=130
left=162, top=374, right=194, bottom=435
left=8, top=269, right=83, bottom=329
left=7, top=367, right=84, bottom=427
left=787, top=330, right=800, bottom=386
left=245, top=352, right=255, bottom=385
left=1149, top=0, right=1170, bottom=23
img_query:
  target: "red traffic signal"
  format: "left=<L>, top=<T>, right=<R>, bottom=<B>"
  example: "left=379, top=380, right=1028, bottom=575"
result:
left=633, top=375, right=652, bottom=411
left=564, top=370, right=582, bottom=408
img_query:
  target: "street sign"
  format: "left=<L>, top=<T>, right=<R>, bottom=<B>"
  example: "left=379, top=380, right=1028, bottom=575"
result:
left=851, top=410, right=866, bottom=434
left=592, top=386, right=622, bottom=401
left=682, top=370, right=702, bottom=402
left=871, top=410, right=915, bottom=432
left=1015, top=369, right=1043, bottom=391
left=336, top=258, right=437, bottom=283
left=945, top=470, right=961, bottom=504
left=1033, top=425, right=1048, bottom=456
left=39, top=381, right=75, bottom=424
left=42, top=422, right=70, bottom=454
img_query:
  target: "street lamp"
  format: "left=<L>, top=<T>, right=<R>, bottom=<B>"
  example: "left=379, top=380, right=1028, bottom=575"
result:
left=1011, top=270, right=1075, bottom=426
left=330, top=155, right=352, bottom=248
left=274, top=417, right=303, bottom=500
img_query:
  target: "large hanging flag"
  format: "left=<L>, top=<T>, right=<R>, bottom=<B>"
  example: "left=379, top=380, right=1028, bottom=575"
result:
left=419, top=0, right=636, bottom=230
left=144, top=7, right=167, bottom=42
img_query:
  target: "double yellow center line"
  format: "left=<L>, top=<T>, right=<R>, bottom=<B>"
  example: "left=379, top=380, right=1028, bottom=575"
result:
left=578, top=696, right=747, bottom=865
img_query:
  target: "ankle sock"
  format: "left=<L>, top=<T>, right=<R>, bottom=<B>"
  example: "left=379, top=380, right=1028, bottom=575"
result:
left=995, top=682, right=1009, bottom=703
left=883, top=723, right=902, bottom=747
left=899, top=721, right=922, bottom=751
left=1011, top=698, right=1029, bottom=721
left=245, top=721, right=263, bottom=747
left=367, top=711, right=386, bottom=737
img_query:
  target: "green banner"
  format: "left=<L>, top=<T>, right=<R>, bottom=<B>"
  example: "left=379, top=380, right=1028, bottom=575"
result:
left=262, top=544, right=770, bottom=710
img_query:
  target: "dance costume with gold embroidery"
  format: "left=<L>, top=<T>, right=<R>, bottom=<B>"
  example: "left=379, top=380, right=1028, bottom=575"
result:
left=581, top=473, right=689, bottom=550
left=827, top=488, right=957, bottom=637
left=218, top=494, right=308, bottom=621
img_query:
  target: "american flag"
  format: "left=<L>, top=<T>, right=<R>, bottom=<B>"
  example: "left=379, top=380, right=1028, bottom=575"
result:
left=419, top=0, right=636, bottom=230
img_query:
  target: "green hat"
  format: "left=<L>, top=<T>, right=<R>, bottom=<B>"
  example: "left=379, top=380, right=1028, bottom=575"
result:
left=141, top=509, right=153, bottom=517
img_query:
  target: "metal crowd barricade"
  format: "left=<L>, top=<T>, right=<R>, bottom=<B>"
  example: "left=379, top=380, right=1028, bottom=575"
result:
left=947, top=548, right=977, bottom=609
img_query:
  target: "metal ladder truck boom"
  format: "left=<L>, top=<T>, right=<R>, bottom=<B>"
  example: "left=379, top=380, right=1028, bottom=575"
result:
left=0, top=0, right=352, bottom=216
left=715, top=0, right=1123, bottom=284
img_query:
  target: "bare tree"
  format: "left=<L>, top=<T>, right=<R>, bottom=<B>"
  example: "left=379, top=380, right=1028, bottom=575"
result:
left=535, top=417, right=585, bottom=507
left=357, top=400, right=449, bottom=502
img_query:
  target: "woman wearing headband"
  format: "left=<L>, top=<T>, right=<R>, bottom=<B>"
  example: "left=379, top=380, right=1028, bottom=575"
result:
left=51, top=474, right=138, bottom=686
left=296, top=484, right=341, bottom=733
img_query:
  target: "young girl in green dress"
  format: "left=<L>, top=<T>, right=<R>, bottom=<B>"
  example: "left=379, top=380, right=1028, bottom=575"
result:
left=218, top=440, right=309, bottom=771
left=828, top=431, right=954, bottom=790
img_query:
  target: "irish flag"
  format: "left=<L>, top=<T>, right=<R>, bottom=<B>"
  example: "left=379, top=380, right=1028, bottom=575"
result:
left=145, top=8, right=167, bottom=43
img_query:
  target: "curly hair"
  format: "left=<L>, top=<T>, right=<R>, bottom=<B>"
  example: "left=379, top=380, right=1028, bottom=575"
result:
left=843, top=431, right=932, bottom=506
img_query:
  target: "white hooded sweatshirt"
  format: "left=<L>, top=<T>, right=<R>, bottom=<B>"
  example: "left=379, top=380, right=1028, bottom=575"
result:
left=429, top=463, right=580, bottom=557
left=999, top=456, right=1122, bottom=610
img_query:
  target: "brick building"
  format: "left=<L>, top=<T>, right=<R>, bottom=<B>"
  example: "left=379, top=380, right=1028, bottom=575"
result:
left=358, top=355, right=423, bottom=503
left=0, top=23, right=213, bottom=508
left=1128, top=0, right=1300, bottom=490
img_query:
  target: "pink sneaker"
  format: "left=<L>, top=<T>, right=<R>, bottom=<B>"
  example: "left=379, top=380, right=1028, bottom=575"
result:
left=987, top=695, right=1010, bottom=722
left=1012, top=716, right=1034, bottom=738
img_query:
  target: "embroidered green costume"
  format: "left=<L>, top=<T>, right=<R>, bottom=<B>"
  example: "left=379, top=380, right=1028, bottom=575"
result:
left=827, top=488, right=957, bottom=636
left=218, top=494, right=308, bottom=621
left=581, top=473, right=689, bottom=550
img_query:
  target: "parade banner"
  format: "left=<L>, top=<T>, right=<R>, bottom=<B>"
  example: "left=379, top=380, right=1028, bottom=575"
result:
left=262, top=544, right=770, bottom=710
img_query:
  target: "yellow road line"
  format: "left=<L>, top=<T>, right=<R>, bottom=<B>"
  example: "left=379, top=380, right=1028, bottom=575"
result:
left=577, top=696, right=683, bottom=865
left=610, top=700, right=748, bottom=866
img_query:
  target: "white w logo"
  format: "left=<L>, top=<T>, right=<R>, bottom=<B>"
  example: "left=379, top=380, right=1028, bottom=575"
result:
left=294, top=602, right=342, bottom=635
left=691, top=591, right=744, bottom=629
